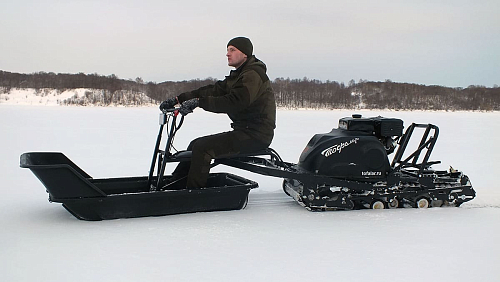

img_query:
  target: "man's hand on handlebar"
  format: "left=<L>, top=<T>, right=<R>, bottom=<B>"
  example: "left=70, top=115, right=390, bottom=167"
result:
left=159, top=97, right=178, bottom=111
left=178, top=98, right=199, bottom=116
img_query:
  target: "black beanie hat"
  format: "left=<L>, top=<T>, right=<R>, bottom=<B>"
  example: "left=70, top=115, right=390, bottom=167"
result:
left=227, top=37, right=253, bottom=57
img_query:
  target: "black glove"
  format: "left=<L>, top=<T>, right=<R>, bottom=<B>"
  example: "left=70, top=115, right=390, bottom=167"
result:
left=178, top=98, right=199, bottom=116
left=159, top=97, right=178, bottom=111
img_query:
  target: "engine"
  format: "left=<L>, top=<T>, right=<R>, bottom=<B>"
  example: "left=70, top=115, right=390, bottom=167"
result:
left=297, top=114, right=404, bottom=180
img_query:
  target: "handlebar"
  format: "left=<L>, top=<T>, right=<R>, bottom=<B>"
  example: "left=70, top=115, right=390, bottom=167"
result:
left=149, top=107, right=184, bottom=190
left=159, top=107, right=181, bottom=125
left=161, top=107, right=179, bottom=114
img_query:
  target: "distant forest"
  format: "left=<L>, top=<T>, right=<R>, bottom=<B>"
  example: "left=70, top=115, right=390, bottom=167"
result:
left=1, top=70, right=498, bottom=110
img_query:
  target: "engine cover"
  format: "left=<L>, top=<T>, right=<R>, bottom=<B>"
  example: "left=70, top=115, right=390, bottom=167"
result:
left=339, top=115, right=404, bottom=137
left=298, top=129, right=390, bottom=180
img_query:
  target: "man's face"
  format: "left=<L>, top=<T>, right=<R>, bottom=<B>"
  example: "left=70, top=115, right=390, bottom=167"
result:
left=226, top=46, right=247, bottom=68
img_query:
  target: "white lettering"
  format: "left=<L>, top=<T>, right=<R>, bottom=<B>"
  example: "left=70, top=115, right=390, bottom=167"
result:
left=321, top=138, right=360, bottom=157
left=362, top=171, right=382, bottom=176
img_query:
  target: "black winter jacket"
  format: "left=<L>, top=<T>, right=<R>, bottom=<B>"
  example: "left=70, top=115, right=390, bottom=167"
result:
left=178, top=56, right=276, bottom=144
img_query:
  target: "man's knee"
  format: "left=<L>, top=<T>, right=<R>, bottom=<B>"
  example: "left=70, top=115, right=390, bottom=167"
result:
left=191, top=139, right=216, bottom=160
left=187, top=136, right=203, bottom=150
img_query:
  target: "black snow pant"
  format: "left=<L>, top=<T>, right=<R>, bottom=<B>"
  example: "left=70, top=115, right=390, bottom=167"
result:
left=171, top=130, right=270, bottom=188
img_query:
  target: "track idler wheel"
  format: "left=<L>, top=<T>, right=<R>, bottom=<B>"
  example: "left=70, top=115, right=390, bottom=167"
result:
left=415, top=197, right=430, bottom=209
left=387, top=198, right=399, bottom=209
left=371, top=200, right=386, bottom=209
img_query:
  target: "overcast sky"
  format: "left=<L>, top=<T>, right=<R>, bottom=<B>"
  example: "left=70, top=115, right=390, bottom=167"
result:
left=1, top=0, right=499, bottom=87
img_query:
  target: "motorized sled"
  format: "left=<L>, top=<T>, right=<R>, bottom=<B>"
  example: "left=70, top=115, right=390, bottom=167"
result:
left=21, top=109, right=476, bottom=220
left=217, top=114, right=476, bottom=210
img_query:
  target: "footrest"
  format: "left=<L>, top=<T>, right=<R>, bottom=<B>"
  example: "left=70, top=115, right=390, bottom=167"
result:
left=171, top=151, right=192, bottom=160
left=169, top=148, right=275, bottom=162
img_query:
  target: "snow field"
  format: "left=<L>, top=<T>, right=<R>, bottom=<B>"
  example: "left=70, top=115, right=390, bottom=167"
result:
left=1, top=105, right=499, bottom=282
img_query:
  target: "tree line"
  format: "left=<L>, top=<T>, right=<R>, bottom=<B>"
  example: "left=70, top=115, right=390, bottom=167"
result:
left=1, top=70, right=498, bottom=110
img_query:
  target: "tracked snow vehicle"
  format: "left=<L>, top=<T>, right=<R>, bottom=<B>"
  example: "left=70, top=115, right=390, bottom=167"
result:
left=284, top=114, right=476, bottom=210
left=21, top=109, right=475, bottom=220
left=217, top=114, right=476, bottom=210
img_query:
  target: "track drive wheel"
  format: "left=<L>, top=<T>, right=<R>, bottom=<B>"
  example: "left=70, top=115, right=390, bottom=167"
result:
left=447, top=192, right=463, bottom=207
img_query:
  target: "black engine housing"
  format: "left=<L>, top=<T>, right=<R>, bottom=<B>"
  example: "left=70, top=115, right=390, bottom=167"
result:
left=297, top=115, right=404, bottom=180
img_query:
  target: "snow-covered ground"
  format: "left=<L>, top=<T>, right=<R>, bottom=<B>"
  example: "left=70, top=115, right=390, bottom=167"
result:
left=1, top=105, right=499, bottom=282
left=0, top=88, right=98, bottom=105
left=0, top=88, right=153, bottom=106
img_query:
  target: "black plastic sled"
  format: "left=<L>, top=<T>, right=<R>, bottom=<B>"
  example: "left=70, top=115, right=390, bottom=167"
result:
left=20, top=110, right=257, bottom=220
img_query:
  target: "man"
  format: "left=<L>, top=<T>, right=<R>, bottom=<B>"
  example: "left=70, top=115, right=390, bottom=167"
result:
left=159, top=37, right=276, bottom=189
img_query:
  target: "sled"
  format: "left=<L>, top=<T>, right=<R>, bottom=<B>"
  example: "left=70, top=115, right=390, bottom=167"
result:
left=20, top=110, right=257, bottom=220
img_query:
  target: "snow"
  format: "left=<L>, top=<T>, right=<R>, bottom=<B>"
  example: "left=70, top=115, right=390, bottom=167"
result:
left=0, top=88, right=153, bottom=106
left=1, top=105, right=499, bottom=282
left=0, top=88, right=91, bottom=106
